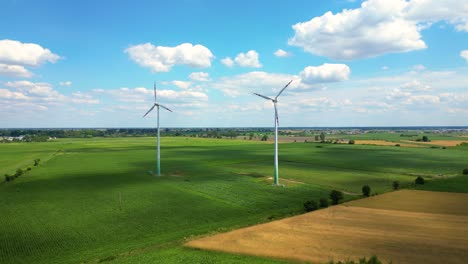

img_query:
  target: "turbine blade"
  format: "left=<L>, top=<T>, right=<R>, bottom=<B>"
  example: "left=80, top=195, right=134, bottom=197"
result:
left=275, top=80, right=293, bottom=99
left=253, top=93, right=274, bottom=101
left=153, top=82, right=157, bottom=102
left=158, top=104, right=173, bottom=112
left=143, top=104, right=157, bottom=117
left=274, top=103, right=279, bottom=125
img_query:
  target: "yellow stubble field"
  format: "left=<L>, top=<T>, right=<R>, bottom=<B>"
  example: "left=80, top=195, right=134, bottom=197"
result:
left=187, top=190, right=468, bottom=264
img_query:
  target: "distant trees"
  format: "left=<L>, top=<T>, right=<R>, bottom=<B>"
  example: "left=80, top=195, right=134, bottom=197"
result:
left=392, top=181, right=400, bottom=190
left=319, top=198, right=329, bottom=208
left=320, top=132, right=326, bottom=142
left=261, top=135, right=268, bottom=141
left=348, top=139, right=355, bottom=144
left=463, top=168, right=468, bottom=175
left=315, top=135, right=319, bottom=141
left=422, top=136, right=430, bottom=142
left=327, top=255, right=383, bottom=264
left=415, top=176, right=425, bottom=185
left=330, top=190, right=344, bottom=205
left=249, top=133, right=254, bottom=140
left=362, top=185, right=371, bottom=197
left=304, top=200, right=318, bottom=212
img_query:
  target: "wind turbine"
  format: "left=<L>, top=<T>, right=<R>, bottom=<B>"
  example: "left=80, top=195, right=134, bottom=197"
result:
left=143, top=82, right=172, bottom=176
left=254, top=80, right=293, bottom=186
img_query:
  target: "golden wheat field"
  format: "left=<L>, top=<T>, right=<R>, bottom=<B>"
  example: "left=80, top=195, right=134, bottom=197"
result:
left=187, top=190, right=468, bottom=264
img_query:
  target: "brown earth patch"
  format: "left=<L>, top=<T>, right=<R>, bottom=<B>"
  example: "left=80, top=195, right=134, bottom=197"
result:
left=186, top=190, right=468, bottom=264
left=355, top=140, right=420, bottom=147
left=401, top=140, right=468, bottom=147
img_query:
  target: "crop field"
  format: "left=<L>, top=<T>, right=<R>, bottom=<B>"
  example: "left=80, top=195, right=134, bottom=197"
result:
left=1, top=137, right=467, bottom=263
left=187, top=190, right=468, bottom=264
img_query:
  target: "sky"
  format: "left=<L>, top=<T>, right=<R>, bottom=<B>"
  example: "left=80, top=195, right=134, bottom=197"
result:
left=0, top=0, right=467, bottom=128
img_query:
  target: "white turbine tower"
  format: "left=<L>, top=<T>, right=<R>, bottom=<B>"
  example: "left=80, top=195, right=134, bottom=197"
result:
left=143, top=82, right=173, bottom=176
left=254, top=80, right=292, bottom=186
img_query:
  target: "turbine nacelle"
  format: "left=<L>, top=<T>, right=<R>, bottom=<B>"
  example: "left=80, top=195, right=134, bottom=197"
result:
left=142, top=83, right=173, bottom=117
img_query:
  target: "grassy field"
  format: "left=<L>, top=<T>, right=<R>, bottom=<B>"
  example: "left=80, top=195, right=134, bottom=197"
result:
left=1, top=136, right=467, bottom=263
left=187, top=190, right=468, bottom=264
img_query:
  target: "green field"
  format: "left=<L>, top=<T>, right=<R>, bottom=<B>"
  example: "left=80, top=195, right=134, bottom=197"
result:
left=1, top=137, right=467, bottom=263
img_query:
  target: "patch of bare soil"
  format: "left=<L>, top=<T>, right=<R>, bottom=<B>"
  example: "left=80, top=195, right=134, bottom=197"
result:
left=186, top=190, right=468, bottom=264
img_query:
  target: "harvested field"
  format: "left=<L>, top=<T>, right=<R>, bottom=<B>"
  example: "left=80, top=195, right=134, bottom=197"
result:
left=401, top=140, right=468, bottom=147
left=187, top=190, right=468, bottom=264
left=355, top=140, right=420, bottom=147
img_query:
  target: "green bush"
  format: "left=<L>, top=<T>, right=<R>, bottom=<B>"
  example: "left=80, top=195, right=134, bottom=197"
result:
left=415, top=176, right=425, bottom=185
left=330, top=190, right=344, bottom=205
left=34, top=159, right=40, bottom=166
left=348, top=139, right=355, bottom=144
left=4, top=174, right=11, bottom=182
left=463, top=168, right=468, bottom=175
left=304, top=200, right=318, bottom=212
left=27, top=167, right=31, bottom=171
left=319, top=198, right=329, bottom=208
left=392, top=180, right=400, bottom=190
left=328, top=255, right=383, bottom=264
left=362, top=185, right=371, bottom=197
left=395, top=144, right=400, bottom=147
left=15, top=168, right=24, bottom=177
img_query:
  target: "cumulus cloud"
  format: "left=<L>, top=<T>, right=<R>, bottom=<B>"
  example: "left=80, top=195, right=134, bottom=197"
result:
left=0, top=81, right=99, bottom=107
left=125, top=42, right=214, bottom=72
left=222, top=50, right=262, bottom=68
left=0, top=39, right=60, bottom=66
left=234, top=50, right=262, bottom=68
left=274, top=49, right=292, bottom=57
left=405, top=0, right=468, bottom=32
left=0, top=40, right=60, bottom=78
left=212, top=71, right=297, bottom=97
left=59, top=81, right=72, bottom=87
left=461, top=50, right=468, bottom=62
left=189, top=72, right=210, bottom=82
left=0, top=64, right=33, bottom=78
left=172, top=80, right=191, bottom=89
left=289, top=0, right=468, bottom=60
left=104, top=87, right=208, bottom=103
left=299, top=63, right=350, bottom=84
left=221, top=57, right=234, bottom=67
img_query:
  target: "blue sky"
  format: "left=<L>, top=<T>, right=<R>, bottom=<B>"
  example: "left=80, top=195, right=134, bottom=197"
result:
left=1, top=0, right=467, bottom=128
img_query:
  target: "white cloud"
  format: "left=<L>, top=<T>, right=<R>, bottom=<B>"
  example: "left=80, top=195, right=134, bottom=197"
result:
left=381, top=66, right=390, bottom=70
left=412, top=64, right=426, bottom=71
left=125, top=42, right=214, bottom=72
left=212, top=71, right=297, bottom=97
left=221, top=57, right=234, bottom=67
left=70, top=92, right=99, bottom=104
left=400, top=80, right=431, bottom=92
left=59, top=81, right=72, bottom=87
left=289, top=0, right=468, bottom=60
left=0, top=39, right=60, bottom=66
left=172, top=80, right=191, bottom=89
left=222, top=50, right=262, bottom=68
left=105, top=87, right=208, bottom=103
left=461, top=50, right=468, bottom=62
left=405, top=0, right=468, bottom=32
left=299, top=63, right=350, bottom=84
left=189, top=72, right=210, bottom=82
left=0, top=64, right=33, bottom=78
left=274, top=49, right=292, bottom=57
left=403, top=94, right=440, bottom=105
left=234, top=50, right=262, bottom=68
left=2, top=81, right=98, bottom=105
